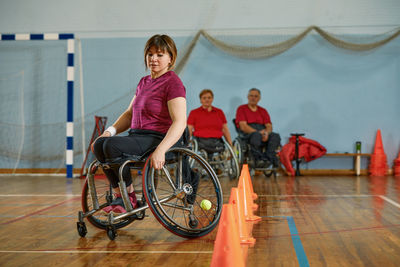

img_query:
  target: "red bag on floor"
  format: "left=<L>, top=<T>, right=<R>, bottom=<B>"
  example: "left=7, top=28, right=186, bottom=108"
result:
left=279, top=136, right=326, bottom=176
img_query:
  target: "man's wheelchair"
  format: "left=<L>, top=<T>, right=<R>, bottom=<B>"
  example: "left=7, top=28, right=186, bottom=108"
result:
left=232, top=119, right=280, bottom=178
left=77, top=146, right=223, bottom=240
left=189, top=137, right=240, bottom=180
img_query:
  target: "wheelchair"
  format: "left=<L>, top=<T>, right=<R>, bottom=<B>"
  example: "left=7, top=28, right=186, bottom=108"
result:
left=232, top=119, right=280, bottom=178
left=77, top=145, right=223, bottom=240
left=189, top=137, right=240, bottom=180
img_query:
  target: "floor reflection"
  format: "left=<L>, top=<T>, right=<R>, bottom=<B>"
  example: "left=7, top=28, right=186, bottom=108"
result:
left=369, top=175, right=388, bottom=222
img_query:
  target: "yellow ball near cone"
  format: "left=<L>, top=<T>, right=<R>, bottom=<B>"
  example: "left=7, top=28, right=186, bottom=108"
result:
left=200, top=199, right=212, bottom=211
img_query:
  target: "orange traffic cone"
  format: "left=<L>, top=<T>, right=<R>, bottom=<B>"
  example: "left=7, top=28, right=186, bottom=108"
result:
left=239, top=184, right=261, bottom=223
left=210, top=204, right=246, bottom=267
left=394, top=149, right=400, bottom=177
left=369, top=129, right=388, bottom=176
left=239, top=164, right=258, bottom=200
left=229, top=187, right=256, bottom=246
left=238, top=165, right=258, bottom=212
left=373, top=129, right=384, bottom=152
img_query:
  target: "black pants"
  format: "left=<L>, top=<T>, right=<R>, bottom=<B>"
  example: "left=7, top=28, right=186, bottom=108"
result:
left=241, top=124, right=281, bottom=166
left=92, top=129, right=164, bottom=188
left=248, top=131, right=280, bottom=164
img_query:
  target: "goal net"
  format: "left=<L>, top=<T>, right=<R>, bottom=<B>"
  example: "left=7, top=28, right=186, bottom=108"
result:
left=0, top=39, right=80, bottom=174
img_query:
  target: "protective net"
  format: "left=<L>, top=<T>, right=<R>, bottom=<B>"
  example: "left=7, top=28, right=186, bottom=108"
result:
left=175, top=26, right=400, bottom=74
left=0, top=39, right=131, bottom=174
left=0, top=41, right=69, bottom=173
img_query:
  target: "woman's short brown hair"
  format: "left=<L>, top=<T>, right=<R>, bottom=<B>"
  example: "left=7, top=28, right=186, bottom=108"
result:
left=199, top=89, right=214, bottom=99
left=144, top=34, right=177, bottom=70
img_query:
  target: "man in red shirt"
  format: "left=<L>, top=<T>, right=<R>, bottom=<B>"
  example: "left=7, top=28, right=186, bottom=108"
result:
left=235, top=88, right=281, bottom=167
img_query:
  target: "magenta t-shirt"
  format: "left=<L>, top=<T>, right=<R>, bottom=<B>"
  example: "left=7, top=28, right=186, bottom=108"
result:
left=131, top=71, right=186, bottom=134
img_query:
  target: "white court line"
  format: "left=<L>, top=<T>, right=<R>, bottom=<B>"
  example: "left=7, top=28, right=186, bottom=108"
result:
left=0, top=194, right=80, bottom=197
left=0, top=250, right=213, bottom=254
left=260, top=194, right=400, bottom=209
left=380, top=195, right=400, bottom=209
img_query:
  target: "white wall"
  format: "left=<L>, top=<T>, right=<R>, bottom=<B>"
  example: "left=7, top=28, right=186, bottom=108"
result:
left=0, top=0, right=399, bottom=36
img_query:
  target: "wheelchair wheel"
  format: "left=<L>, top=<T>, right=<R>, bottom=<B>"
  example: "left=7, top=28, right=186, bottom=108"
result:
left=143, top=147, right=223, bottom=238
left=233, top=139, right=243, bottom=167
left=188, top=138, right=198, bottom=168
left=222, top=140, right=240, bottom=180
left=81, top=161, right=135, bottom=230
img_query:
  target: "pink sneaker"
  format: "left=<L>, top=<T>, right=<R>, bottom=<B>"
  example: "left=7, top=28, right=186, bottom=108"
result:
left=102, top=193, right=122, bottom=213
left=104, top=192, right=137, bottom=214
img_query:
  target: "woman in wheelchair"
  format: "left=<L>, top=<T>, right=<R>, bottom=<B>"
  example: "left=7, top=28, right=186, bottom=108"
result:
left=187, top=89, right=233, bottom=154
left=187, top=89, right=239, bottom=179
left=92, top=34, right=187, bottom=214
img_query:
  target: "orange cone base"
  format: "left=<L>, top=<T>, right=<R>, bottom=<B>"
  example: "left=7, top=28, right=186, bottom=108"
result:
left=369, top=170, right=388, bottom=176
left=241, top=237, right=256, bottom=246
left=246, top=215, right=262, bottom=222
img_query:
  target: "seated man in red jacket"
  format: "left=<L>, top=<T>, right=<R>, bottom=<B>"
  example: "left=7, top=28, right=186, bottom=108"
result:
left=235, top=88, right=281, bottom=168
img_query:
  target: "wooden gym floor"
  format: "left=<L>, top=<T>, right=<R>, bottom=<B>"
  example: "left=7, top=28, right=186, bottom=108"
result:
left=1, top=174, right=400, bottom=267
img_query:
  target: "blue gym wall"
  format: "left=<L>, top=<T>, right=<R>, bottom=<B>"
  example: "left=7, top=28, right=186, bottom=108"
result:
left=1, top=0, right=399, bottom=170
left=81, top=34, right=400, bottom=170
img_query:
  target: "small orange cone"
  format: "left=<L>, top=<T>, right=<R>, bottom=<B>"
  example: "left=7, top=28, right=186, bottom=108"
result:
left=239, top=164, right=258, bottom=200
left=238, top=165, right=258, bottom=212
left=373, top=129, right=384, bottom=153
left=210, top=204, right=246, bottom=267
left=369, top=129, right=388, bottom=176
left=239, top=184, right=261, bottom=222
left=229, top=187, right=256, bottom=246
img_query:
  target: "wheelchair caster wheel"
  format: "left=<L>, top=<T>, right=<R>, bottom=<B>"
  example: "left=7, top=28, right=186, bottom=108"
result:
left=106, top=226, right=117, bottom=240
left=136, top=207, right=146, bottom=220
left=136, top=210, right=145, bottom=220
left=77, top=222, right=87, bottom=237
left=263, top=170, right=273, bottom=177
left=188, top=215, right=198, bottom=229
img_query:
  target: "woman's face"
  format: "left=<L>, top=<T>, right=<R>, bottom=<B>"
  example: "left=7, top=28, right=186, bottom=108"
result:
left=146, top=46, right=171, bottom=77
left=200, top=93, right=213, bottom=108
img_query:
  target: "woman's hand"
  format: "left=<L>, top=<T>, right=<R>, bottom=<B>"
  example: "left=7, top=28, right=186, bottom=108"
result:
left=150, top=147, right=166, bottom=170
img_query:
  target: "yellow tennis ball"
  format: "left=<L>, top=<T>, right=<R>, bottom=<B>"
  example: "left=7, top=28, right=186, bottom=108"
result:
left=200, top=199, right=212, bottom=211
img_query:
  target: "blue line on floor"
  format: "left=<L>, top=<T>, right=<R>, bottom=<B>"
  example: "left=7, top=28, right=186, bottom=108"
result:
left=266, top=216, right=310, bottom=267
left=286, top=216, right=310, bottom=267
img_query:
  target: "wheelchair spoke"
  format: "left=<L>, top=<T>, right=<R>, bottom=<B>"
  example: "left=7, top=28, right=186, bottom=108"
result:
left=160, top=166, right=177, bottom=191
left=162, top=202, right=192, bottom=212
left=171, top=198, right=179, bottom=219
left=144, top=147, right=223, bottom=238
